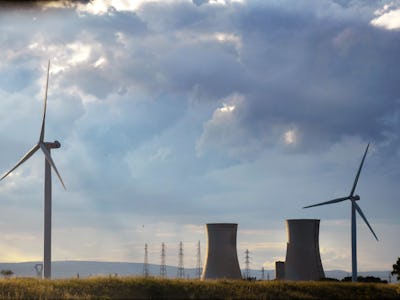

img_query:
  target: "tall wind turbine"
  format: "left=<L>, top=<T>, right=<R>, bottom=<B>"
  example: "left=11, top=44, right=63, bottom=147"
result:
left=0, top=61, right=66, bottom=279
left=303, top=143, right=378, bottom=282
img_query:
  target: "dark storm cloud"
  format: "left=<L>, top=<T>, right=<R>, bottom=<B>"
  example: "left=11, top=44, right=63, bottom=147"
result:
left=159, top=42, right=247, bottom=98
left=2, top=0, right=399, bottom=164
left=51, top=0, right=399, bottom=165
left=186, top=2, right=400, bottom=154
left=155, top=2, right=399, bottom=151
left=0, top=0, right=91, bottom=9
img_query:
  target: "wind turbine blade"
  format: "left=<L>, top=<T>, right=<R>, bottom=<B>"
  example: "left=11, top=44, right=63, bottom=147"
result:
left=39, top=143, right=66, bottom=190
left=0, top=144, right=40, bottom=181
left=303, top=196, right=350, bottom=209
left=39, top=60, right=50, bottom=143
left=350, top=143, right=369, bottom=197
left=354, top=202, right=379, bottom=241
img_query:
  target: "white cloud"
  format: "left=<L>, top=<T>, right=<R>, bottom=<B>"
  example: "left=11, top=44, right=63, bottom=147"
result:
left=219, top=103, right=236, bottom=113
left=188, top=32, right=241, bottom=47
left=93, top=56, right=107, bottom=68
left=371, top=6, right=400, bottom=30
left=76, top=0, right=117, bottom=15
left=76, top=0, right=192, bottom=15
left=67, top=42, right=91, bottom=65
left=195, top=94, right=246, bottom=157
left=208, top=0, right=245, bottom=5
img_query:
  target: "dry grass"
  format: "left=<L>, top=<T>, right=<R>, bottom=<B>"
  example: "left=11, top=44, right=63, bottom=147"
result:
left=0, top=277, right=398, bottom=299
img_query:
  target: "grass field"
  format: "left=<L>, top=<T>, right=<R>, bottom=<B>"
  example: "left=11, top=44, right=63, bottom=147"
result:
left=0, top=277, right=399, bottom=299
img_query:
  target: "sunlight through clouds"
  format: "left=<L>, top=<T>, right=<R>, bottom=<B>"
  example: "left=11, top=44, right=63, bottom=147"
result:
left=218, top=103, right=236, bottom=113
left=67, top=43, right=91, bottom=66
left=195, top=94, right=244, bottom=157
left=282, top=127, right=300, bottom=147
left=371, top=3, right=400, bottom=30
left=76, top=0, right=192, bottom=15
left=93, top=56, right=107, bottom=69
left=284, top=129, right=296, bottom=145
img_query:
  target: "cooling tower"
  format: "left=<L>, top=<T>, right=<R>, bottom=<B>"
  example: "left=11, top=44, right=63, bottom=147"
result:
left=201, top=223, right=242, bottom=280
left=275, top=261, right=285, bottom=280
left=284, top=219, right=325, bottom=281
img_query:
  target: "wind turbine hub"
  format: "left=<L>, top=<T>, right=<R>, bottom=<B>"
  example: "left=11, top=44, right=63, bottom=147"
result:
left=352, top=195, right=360, bottom=201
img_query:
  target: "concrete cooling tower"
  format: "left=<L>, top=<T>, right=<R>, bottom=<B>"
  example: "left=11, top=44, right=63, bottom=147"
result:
left=284, top=219, right=325, bottom=281
left=201, top=223, right=242, bottom=280
left=275, top=261, right=285, bottom=280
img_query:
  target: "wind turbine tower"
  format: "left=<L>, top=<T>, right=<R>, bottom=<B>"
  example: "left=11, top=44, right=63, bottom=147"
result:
left=0, top=61, right=66, bottom=279
left=303, top=143, right=378, bottom=282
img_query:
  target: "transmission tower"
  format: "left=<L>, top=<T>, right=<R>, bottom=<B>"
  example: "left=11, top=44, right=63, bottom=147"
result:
left=261, top=266, right=265, bottom=280
left=160, top=242, right=167, bottom=278
left=244, top=249, right=251, bottom=279
left=177, top=241, right=185, bottom=278
left=195, top=240, right=202, bottom=279
left=143, top=243, right=149, bottom=277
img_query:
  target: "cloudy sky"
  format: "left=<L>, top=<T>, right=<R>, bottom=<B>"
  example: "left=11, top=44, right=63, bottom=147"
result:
left=0, top=0, right=399, bottom=274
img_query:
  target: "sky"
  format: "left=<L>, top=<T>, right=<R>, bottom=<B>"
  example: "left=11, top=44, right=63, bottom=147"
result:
left=0, top=0, right=399, bottom=274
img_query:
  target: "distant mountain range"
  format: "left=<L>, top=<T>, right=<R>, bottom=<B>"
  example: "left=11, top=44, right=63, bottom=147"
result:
left=0, top=261, right=397, bottom=283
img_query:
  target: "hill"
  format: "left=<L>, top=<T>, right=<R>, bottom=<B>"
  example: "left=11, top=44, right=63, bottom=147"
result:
left=0, top=261, right=397, bottom=282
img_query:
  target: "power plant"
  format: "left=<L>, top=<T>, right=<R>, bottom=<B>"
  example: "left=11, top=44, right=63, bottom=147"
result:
left=0, top=63, right=383, bottom=283
left=280, top=219, right=325, bottom=281
left=134, top=220, right=325, bottom=281
left=201, top=223, right=242, bottom=280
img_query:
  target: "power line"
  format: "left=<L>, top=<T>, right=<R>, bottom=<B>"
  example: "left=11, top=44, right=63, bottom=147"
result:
left=244, top=249, right=251, bottom=279
left=177, top=241, right=185, bottom=278
left=195, top=240, right=202, bottom=279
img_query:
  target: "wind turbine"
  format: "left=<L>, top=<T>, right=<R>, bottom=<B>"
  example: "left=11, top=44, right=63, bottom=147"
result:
left=303, top=143, right=378, bottom=282
left=0, top=61, right=66, bottom=279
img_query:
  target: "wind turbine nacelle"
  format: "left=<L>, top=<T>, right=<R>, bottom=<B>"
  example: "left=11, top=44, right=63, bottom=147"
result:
left=44, top=141, right=61, bottom=149
left=352, top=195, right=360, bottom=201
